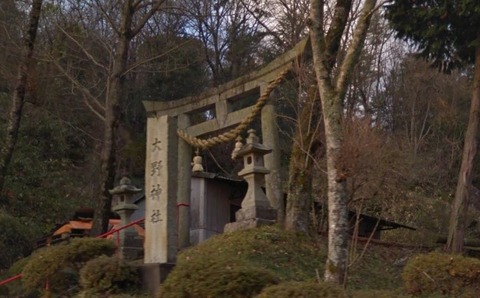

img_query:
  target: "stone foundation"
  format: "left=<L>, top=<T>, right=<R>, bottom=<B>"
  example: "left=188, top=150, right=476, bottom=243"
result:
left=224, top=217, right=276, bottom=233
left=235, top=206, right=276, bottom=221
left=140, top=263, right=175, bottom=296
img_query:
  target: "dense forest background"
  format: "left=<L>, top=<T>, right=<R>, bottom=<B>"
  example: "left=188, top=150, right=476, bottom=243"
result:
left=0, top=0, right=478, bottom=271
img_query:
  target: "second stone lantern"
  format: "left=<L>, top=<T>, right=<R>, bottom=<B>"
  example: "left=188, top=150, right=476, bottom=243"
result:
left=109, top=176, right=143, bottom=259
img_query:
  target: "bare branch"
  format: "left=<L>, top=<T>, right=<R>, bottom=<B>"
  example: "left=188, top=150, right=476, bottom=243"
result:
left=132, top=0, right=144, bottom=10
left=122, top=39, right=192, bottom=75
left=238, top=0, right=284, bottom=47
left=309, top=0, right=335, bottom=92
left=131, top=0, right=165, bottom=37
left=93, top=0, right=120, bottom=35
left=336, top=0, right=378, bottom=99
left=134, top=1, right=158, bottom=10
left=325, top=0, right=354, bottom=70
left=80, top=93, right=106, bottom=122
left=56, top=25, right=109, bottom=72
left=49, top=57, right=106, bottom=121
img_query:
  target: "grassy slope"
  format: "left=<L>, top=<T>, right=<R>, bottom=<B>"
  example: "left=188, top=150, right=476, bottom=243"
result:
left=2, top=225, right=431, bottom=297
left=163, top=225, right=424, bottom=294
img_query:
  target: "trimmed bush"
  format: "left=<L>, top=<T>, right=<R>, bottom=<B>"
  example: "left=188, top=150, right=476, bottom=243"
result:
left=79, top=255, right=140, bottom=295
left=256, top=281, right=346, bottom=298
left=21, top=238, right=117, bottom=292
left=403, top=252, right=480, bottom=296
left=172, top=225, right=326, bottom=282
left=161, top=260, right=279, bottom=298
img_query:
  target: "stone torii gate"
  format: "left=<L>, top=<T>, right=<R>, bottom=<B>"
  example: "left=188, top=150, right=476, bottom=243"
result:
left=142, top=39, right=309, bottom=269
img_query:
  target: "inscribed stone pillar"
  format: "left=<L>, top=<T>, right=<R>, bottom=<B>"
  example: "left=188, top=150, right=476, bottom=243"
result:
left=144, top=114, right=178, bottom=264
left=261, top=86, right=284, bottom=223
left=177, top=113, right=191, bottom=250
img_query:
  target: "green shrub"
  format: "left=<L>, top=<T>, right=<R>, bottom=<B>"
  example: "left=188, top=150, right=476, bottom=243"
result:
left=403, top=252, right=480, bottom=296
left=256, top=281, right=346, bottom=298
left=21, top=238, right=116, bottom=292
left=79, top=255, right=140, bottom=295
left=174, top=225, right=326, bottom=282
left=161, top=259, right=279, bottom=298
left=1, top=255, right=33, bottom=297
left=348, top=289, right=410, bottom=298
left=0, top=212, right=33, bottom=269
left=66, top=237, right=118, bottom=264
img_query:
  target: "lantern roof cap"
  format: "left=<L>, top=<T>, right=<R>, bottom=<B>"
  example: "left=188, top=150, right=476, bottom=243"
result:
left=235, top=129, right=272, bottom=158
left=109, top=176, right=143, bottom=195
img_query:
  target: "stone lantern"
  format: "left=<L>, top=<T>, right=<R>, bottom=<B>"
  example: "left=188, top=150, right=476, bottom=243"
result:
left=109, top=176, right=142, bottom=259
left=224, top=129, right=277, bottom=232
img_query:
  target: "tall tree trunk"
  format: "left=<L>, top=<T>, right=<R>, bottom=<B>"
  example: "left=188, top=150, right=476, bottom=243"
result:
left=91, top=0, right=134, bottom=236
left=447, top=42, right=480, bottom=253
left=285, top=86, right=322, bottom=232
left=309, top=0, right=377, bottom=284
left=317, top=89, right=350, bottom=284
left=0, top=0, right=43, bottom=202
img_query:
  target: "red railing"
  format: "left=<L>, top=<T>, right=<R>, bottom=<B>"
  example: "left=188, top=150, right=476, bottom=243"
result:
left=97, top=218, right=145, bottom=239
left=0, top=274, right=22, bottom=287
left=0, top=218, right=145, bottom=287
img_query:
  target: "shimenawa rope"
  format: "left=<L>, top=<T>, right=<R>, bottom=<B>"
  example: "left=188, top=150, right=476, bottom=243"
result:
left=177, top=68, right=289, bottom=149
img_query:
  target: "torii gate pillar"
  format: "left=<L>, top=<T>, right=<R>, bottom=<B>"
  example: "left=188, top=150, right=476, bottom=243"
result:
left=261, top=88, right=284, bottom=223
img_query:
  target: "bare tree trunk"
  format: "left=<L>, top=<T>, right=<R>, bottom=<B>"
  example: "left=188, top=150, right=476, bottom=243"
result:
left=0, top=0, right=43, bottom=201
left=309, top=0, right=377, bottom=284
left=318, top=89, right=350, bottom=284
left=447, top=42, right=480, bottom=253
left=91, top=0, right=134, bottom=236
left=285, top=86, right=322, bottom=232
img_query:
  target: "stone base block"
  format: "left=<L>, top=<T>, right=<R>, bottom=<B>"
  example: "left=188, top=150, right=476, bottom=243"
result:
left=224, top=218, right=276, bottom=233
left=140, top=263, right=175, bottom=296
left=235, top=206, right=277, bottom=221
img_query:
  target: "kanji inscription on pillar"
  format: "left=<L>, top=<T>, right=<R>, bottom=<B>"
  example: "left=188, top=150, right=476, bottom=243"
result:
left=144, top=115, right=178, bottom=264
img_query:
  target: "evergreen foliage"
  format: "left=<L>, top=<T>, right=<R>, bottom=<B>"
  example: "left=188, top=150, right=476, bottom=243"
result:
left=134, top=36, right=208, bottom=102
left=161, top=260, right=279, bottom=298
left=347, top=289, right=410, bottom=298
left=0, top=103, right=91, bottom=236
left=79, top=255, right=141, bottom=296
left=1, top=257, right=31, bottom=298
left=256, top=281, right=347, bottom=298
left=385, top=0, right=480, bottom=71
left=0, top=212, right=33, bottom=269
left=160, top=225, right=325, bottom=297
left=21, top=238, right=116, bottom=292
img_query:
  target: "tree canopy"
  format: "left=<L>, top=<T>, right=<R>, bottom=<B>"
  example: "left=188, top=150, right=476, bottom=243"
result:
left=387, top=0, right=480, bottom=253
left=386, top=0, right=480, bottom=71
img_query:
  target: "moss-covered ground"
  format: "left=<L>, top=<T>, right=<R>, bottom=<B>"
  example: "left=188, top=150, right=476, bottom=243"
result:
left=4, top=225, right=468, bottom=297
left=160, top=225, right=432, bottom=297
